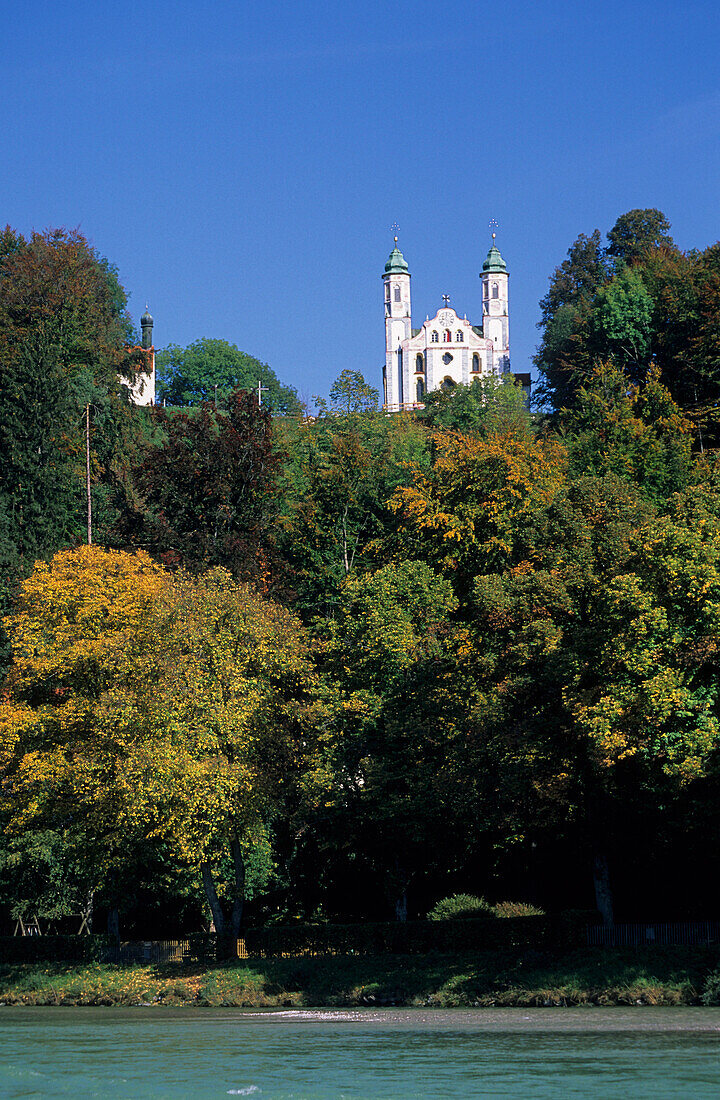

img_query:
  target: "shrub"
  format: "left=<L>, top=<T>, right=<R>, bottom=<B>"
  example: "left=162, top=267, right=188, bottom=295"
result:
left=427, top=895, right=494, bottom=921
left=493, top=901, right=546, bottom=918
left=701, top=970, right=720, bottom=1006
left=0, top=935, right=114, bottom=963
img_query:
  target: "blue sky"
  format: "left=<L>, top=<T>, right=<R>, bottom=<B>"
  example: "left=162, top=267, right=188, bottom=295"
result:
left=3, top=0, right=720, bottom=404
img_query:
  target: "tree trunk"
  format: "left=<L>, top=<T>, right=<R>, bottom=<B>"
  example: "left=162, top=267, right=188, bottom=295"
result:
left=229, top=836, right=246, bottom=944
left=78, top=889, right=94, bottom=935
left=200, top=840, right=246, bottom=961
left=107, top=906, right=120, bottom=941
left=388, top=857, right=410, bottom=923
left=586, top=788, right=615, bottom=926
left=592, top=850, right=614, bottom=927
left=200, top=862, right=226, bottom=939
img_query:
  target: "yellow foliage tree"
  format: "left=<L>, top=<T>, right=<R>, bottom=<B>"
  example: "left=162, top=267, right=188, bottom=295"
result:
left=0, top=546, right=320, bottom=947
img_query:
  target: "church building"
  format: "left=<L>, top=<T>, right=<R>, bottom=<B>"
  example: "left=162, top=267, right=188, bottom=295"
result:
left=382, top=238, right=510, bottom=409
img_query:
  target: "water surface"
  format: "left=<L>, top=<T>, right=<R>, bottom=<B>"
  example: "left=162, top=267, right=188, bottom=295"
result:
left=1, top=1006, right=719, bottom=1098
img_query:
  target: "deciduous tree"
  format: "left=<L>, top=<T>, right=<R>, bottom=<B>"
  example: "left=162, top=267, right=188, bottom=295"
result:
left=0, top=547, right=321, bottom=949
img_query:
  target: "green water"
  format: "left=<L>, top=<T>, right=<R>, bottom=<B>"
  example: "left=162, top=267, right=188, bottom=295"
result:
left=1, top=1007, right=719, bottom=1098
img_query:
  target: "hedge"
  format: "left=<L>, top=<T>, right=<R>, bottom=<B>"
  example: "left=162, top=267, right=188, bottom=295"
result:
left=242, top=912, right=590, bottom=957
left=0, top=912, right=592, bottom=963
left=0, top=934, right=115, bottom=963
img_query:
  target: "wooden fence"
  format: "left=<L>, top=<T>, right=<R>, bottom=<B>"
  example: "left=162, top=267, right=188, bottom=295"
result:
left=586, top=921, right=720, bottom=947
left=112, top=938, right=249, bottom=964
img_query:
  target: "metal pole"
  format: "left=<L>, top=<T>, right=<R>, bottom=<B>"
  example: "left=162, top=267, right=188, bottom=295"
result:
left=85, top=403, right=92, bottom=545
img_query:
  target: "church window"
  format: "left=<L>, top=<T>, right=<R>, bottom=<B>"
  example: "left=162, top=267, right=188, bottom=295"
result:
left=441, top=376, right=455, bottom=393
left=442, top=352, right=453, bottom=365
left=416, top=379, right=425, bottom=401
left=456, top=330, right=463, bottom=342
left=431, top=331, right=439, bottom=342
left=385, top=283, right=390, bottom=300
left=492, top=282, right=499, bottom=299
left=394, top=286, right=401, bottom=302
left=415, top=354, right=424, bottom=373
left=444, top=329, right=451, bottom=342
left=472, top=354, right=480, bottom=373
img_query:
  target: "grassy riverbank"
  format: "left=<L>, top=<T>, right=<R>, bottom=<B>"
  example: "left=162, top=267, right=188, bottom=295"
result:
left=1, top=948, right=719, bottom=1008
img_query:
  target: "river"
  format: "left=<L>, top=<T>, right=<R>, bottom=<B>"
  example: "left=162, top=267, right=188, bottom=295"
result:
left=1, top=1007, right=719, bottom=1098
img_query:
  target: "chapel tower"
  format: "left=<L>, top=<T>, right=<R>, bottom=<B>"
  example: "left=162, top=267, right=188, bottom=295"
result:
left=382, top=239, right=412, bottom=408
left=480, top=240, right=510, bottom=374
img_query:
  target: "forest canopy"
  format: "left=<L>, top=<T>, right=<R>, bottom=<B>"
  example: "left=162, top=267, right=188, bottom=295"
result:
left=2, top=214, right=720, bottom=940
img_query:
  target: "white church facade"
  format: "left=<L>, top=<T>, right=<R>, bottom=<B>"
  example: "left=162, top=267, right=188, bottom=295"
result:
left=382, top=239, right=511, bottom=410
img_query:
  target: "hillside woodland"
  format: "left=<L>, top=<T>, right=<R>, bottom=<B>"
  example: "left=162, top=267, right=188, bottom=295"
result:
left=2, top=213, right=720, bottom=937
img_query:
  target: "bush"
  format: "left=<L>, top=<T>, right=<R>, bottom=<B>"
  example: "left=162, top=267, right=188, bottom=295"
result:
left=701, top=970, right=720, bottom=1006
left=427, top=895, right=494, bottom=921
left=493, top=901, right=546, bottom=918
left=244, top=916, right=560, bottom=956
left=0, top=935, right=114, bottom=963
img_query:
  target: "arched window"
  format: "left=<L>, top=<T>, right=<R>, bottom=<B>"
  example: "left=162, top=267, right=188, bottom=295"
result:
left=456, top=330, right=463, bottom=342
left=416, top=379, right=425, bottom=401
left=472, top=354, right=480, bottom=373
left=394, top=285, right=401, bottom=302
left=415, top=354, right=424, bottom=374
left=440, top=376, right=455, bottom=394
left=492, top=282, right=499, bottom=299
left=385, top=283, right=390, bottom=300
left=444, top=329, right=451, bottom=342
left=431, top=331, right=439, bottom=343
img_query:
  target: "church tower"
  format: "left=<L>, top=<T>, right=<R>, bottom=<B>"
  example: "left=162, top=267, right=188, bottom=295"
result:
left=480, top=240, right=510, bottom=374
left=126, top=307, right=156, bottom=405
left=382, top=239, right=412, bottom=408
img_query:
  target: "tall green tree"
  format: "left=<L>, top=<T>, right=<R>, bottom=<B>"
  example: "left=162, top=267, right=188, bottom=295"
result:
left=156, top=337, right=301, bottom=415
left=327, top=369, right=379, bottom=415
left=606, top=208, right=675, bottom=266
left=0, top=226, right=142, bottom=580
left=534, top=229, right=607, bottom=410
left=535, top=210, right=677, bottom=412
left=279, top=391, right=429, bottom=616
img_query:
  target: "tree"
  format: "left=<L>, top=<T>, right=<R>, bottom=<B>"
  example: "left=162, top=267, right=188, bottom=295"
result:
left=137, top=390, right=285, bottom=588
left=315, top=560, right=463, bottom=919
left=565, top=363, right=693, bottom=505
left=0, top=547, right=320, bottom=949
left=421, top=375, right=532, bottom=438
left=535, top=211, right=675, bottom=412
left=280, top=400, right=429, bottom=616
left=590, top=268, right=654, bottom=382
left=156, top=338, right=301, bottom=415
left=606, top=208, right=675, bottom=266
left=534, top=230, right=607, bottom=410
left=0, top=226, right=145, bottom=578
left=327, top=370, right=379, bottom=415
left=389, top=430, right=567, bottom=599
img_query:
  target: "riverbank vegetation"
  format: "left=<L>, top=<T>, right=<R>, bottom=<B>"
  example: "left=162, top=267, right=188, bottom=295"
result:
left=1, top=948, right=719, bottom=1008
left=2, top=210, right=720, bottom=941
